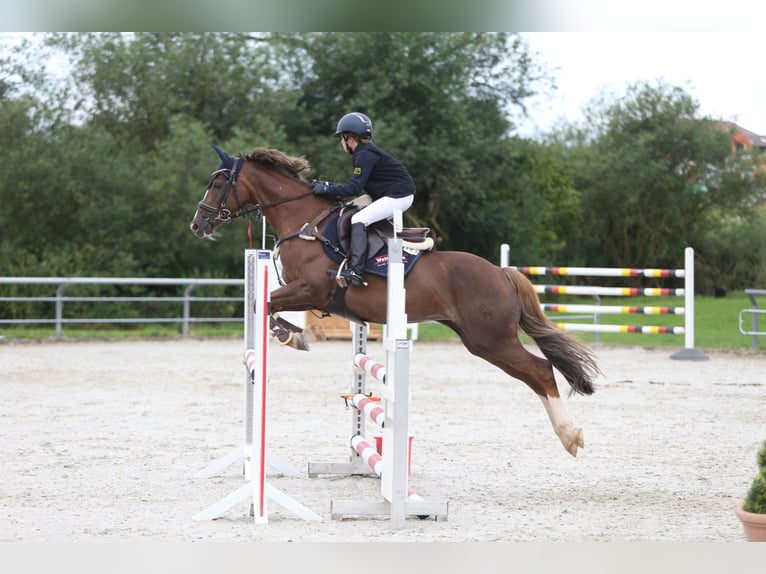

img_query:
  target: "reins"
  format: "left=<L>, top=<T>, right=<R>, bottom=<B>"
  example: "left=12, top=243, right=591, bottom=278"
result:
left=273, top=201, right=344, bottom=251
left=258, top=190, right=315, bottom=210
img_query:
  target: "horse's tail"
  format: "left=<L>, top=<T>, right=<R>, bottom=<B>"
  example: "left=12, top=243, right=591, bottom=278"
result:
left=503, top=267, right=600, bottom=396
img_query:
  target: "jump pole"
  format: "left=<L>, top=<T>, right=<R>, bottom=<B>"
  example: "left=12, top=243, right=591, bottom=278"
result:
left=193, top=249, right=322, bottom=523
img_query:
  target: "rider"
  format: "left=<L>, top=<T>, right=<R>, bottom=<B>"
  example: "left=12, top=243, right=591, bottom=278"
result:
left=312, top=112, right=416, bottom=288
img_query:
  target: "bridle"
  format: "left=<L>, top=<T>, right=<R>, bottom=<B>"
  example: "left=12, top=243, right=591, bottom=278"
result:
left=196, top=155, right=260, bottom=226
left=196, top=155, right=317, bottom=229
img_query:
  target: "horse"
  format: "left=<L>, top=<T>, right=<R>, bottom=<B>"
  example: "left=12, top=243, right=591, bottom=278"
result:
left=190, top=146, right=600, bottom=457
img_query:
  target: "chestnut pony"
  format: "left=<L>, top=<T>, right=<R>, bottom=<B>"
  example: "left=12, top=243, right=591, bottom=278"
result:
left=190, top=146, right=599, bottom=456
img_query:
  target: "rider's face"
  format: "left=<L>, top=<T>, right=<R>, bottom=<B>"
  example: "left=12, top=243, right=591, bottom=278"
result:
left=340, top=134, right=358, bottom=154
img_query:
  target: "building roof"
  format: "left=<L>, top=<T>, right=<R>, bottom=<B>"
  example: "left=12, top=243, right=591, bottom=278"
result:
left=719, top=121, right=766, bottom=150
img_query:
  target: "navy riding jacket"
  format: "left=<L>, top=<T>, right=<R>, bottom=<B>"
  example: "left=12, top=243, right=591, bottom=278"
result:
left=325, top=142, right=415, bottom=200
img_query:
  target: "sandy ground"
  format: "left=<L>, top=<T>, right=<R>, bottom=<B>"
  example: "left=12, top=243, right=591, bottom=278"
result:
left=1, top=335, right=764, bottom=542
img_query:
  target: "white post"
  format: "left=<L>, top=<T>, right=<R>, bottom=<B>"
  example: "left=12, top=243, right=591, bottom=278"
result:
left=671, top=247, right=708, bottom=361
left=382, top=209, right=410, bottom=528
left=194, top=251, right=303, bottom=480
left=684, top=246, right=694, bottom=352
left=500, top=243, right=510, bottom=267
left=250, top=250, right=271, bottom=523
left=242, top=251, right=256, bottom=480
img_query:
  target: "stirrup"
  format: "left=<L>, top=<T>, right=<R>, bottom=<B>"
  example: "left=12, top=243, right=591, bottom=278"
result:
left=335, top=261, right=367, bottom=288
left=341, top=268, right=365, bottom=288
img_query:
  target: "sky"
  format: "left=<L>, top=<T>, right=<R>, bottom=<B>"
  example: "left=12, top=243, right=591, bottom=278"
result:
left=3, top=31, right=764, bottom=141
left=516, top=32, right=766, bottom=139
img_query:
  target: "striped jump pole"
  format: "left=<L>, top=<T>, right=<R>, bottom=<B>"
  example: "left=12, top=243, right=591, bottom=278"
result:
left=307, top=323, right=385, bottom=479
left=194, top=249, right=322, bottom=524
left=352, top=394, right=386, bottom=428
left=535, top=285, right=684, bottom=297
left=501, top=245, right=707, bottom=361
left=555, top=323, right=685, bottom=335
left=514, top=266, right=685, bottom=278
left=350, top=435, right=422, bottom=502
left=350, top=392, right=415, bottom=476
left=354, top=353, right=387, bottom=383
left=542, top=304, right=685, bottom=315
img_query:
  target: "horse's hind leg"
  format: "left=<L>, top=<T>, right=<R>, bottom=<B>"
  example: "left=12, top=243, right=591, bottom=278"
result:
left=503, top=341, right=585, bottom=457
left=538, top=392, right=585, bottom=457
left=448, top=321, right=585, bottom=457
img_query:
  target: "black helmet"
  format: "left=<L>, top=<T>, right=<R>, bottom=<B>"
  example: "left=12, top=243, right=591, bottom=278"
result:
left=335, top=112, right=373, bottom=139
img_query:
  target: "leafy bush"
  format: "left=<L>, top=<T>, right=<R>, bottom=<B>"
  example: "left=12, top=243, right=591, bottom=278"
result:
left=742, top=440, right=766, bottom=514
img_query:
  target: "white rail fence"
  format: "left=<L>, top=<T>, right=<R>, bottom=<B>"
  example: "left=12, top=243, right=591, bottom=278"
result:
left=0, top=276, right=243, bottom=337
left=500, top=245, right=707, bottom=360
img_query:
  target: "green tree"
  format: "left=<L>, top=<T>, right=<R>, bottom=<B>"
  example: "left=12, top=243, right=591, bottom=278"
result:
left=0, top=32, right=563, bottom=282
left=274, top=32, right=555, bottom=256
left=557, top=80, right=765, bottom=277
left=42, top=32, right=287, bottom=149
left=0, top=33, right=293, bottom=280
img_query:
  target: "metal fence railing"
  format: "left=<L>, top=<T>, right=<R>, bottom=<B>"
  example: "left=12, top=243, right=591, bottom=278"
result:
left=0, top=276, right=243, bottom=338
left=739, top=289, right=766, bottom=349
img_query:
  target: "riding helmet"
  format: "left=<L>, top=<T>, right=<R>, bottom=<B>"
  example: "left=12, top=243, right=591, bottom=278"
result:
left=335, top=112, right=373, bottom=139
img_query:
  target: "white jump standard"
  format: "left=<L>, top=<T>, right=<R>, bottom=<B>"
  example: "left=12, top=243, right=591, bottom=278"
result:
left=308, top=214, right=448, bottom=528
left=193, top=249, right=322, bottom=524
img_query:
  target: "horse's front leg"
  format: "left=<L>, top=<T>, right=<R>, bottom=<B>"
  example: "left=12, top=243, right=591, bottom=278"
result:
left=269, top=312, right=310, bottom=351
left=265, top=280, right=332, bottom=351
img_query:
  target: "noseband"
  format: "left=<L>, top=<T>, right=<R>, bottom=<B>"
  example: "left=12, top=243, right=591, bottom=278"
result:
left=196, top=155, right=260, bottom=225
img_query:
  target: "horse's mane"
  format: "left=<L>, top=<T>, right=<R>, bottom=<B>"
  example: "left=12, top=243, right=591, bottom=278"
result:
left=244, top=148, right=311, bottom=180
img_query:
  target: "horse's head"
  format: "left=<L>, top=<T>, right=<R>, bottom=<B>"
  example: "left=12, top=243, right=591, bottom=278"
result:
left=191, top=145, right=324, bottom=240
left=190, top=145, right=256, bottom=239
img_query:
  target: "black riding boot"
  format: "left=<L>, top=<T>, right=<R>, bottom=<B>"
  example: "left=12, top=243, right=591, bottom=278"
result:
left=342, top=222, right=367, bottom=287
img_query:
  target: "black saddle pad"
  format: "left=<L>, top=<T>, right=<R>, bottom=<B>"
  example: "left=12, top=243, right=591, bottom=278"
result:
left=321, top=214, right=423, bottom=277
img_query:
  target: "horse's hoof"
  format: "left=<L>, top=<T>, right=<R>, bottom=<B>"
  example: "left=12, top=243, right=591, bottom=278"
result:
left=272, top=328, right=310, bottom=351
left=564, top=428, right=584, bottom=457
left=273, top=330, right=294, bottom=346
left=291, top=334, right=310, bottom=351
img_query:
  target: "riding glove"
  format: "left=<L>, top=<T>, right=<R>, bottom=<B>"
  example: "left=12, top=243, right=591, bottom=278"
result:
left=312, top=181, right=330, bottom=195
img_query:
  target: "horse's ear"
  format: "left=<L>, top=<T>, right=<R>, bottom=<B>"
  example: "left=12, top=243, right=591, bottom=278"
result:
left=213, top=145, right=233, bottom=166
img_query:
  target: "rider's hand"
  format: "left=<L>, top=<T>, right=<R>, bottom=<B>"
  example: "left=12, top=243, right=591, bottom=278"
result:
left=312, top=181, right=330, bottom=195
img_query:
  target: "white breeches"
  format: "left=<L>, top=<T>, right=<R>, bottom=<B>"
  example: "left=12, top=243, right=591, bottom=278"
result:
left=350, top=195, right=414, bottom=227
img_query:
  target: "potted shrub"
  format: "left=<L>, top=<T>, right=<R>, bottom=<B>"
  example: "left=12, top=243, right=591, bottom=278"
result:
left=736, top=439, right=766, bottom=541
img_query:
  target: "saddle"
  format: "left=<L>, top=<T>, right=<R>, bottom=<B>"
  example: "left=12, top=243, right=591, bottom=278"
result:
left=287, top=195, right=434, bottom=283
left=335, top=195, right=434, bottom=260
